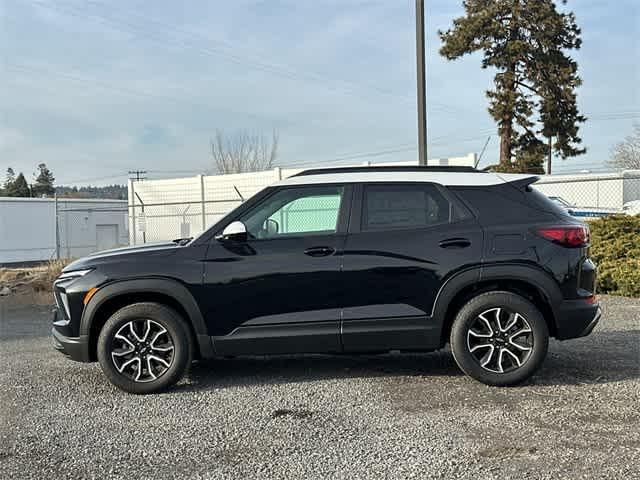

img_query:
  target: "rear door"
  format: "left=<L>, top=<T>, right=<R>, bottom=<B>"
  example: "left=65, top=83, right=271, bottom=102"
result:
left=340, top=182, right=482, bottom=352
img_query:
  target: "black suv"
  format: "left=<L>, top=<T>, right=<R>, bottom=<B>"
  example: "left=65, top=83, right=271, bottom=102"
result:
left=52, top=166, right=600, bottom=393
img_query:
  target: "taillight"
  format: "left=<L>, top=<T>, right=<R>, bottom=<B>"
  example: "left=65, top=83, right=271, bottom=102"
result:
left=536, top=225, right=589, bottom=247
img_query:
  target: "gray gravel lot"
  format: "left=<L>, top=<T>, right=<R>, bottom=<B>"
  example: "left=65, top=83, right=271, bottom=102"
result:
left=1, top=295, right=639, bottom=479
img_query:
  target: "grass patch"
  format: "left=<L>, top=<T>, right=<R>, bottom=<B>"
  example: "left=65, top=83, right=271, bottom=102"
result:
left=0, top=259, right=71, bottom=294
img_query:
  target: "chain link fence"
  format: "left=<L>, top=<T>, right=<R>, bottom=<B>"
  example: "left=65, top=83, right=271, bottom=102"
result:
left=128, top=167, right=302, bottom=244
left=534, top=172, right=640, bottom=218
left=128, top=170, right=640, bottom=243
left=273, top=198, right=342, bottom=234
left=4, top=168, right=637, bottom=265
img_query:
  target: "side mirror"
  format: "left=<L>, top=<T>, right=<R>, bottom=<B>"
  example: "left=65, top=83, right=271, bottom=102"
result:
left=263, top=218, right=279, bottom=237
left=217, top=221, right=248, bottom=242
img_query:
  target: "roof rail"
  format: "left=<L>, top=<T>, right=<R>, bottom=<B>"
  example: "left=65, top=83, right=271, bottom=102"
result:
left=292, top=165, right=480, bottom=177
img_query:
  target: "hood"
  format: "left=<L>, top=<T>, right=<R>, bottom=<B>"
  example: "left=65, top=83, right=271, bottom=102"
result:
left=62, top=241, right=181, bottom=272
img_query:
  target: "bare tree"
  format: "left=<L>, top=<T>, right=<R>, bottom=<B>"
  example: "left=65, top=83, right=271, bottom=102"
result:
left=211, top=129, right=279, bottom=174
left=608, top=124, right=640, bottom=170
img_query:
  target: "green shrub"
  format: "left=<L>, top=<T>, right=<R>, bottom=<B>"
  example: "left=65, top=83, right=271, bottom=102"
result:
left=589, top=215, right=640, bottom=297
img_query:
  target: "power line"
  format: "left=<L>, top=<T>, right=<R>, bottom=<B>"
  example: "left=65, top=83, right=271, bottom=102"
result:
left=6, top=63, right=272, bottom=124
left=278, top=128, right=497, bottom=168
left=57, top=173, right=129, bottom=185
left=26, top=0, right=478, bottom=117
left=27, top=1, right=411, bottom=103
left=15, top=2, right=640, bottom=126
left=57, top=169, right=209, bottom=186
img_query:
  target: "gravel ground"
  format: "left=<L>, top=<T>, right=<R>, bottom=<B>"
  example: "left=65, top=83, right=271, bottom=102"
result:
left=1, top=295, right=638, bottom=479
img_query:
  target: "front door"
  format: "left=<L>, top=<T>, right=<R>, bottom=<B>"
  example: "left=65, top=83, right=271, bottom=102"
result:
left=202, top=184, right=352, bottom=355
left=340, top=182, right=482, bottom=352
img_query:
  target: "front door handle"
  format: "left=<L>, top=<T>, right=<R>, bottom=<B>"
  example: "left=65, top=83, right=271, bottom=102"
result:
left=439, top=238, right=471, bottom=249
left=304, top=246, right=336, bottom=257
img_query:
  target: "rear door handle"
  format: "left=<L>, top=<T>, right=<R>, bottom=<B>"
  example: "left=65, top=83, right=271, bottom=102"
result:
left=304, top=246, right=336, bottom=257
left=439, top=238, right=471, bottom=249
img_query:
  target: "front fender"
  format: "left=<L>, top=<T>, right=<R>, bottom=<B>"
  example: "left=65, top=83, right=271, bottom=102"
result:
left=81, top=277, right=214, bottom=357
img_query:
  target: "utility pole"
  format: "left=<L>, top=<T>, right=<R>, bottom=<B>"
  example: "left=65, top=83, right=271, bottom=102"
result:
left=128, top=170, right=147, bottom=181
left=416, top=0, right=428, bottom=166
left=547, top=136, right=552, bottom=175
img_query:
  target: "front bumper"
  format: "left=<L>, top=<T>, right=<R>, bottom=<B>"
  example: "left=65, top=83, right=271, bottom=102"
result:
left=51, top=307, right=90, bottom=362
left=555, top=299, right=602, bottom=340
left=52, top=328, right=90, bottom=362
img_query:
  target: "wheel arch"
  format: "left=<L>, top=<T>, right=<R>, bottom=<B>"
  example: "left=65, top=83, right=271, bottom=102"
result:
left=434, top=264, right=561, bottom=348
left=80, top=278, right=213, bottom=361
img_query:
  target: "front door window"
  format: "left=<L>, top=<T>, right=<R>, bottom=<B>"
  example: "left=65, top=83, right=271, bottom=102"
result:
left=240, top=186, right=344, bottom=239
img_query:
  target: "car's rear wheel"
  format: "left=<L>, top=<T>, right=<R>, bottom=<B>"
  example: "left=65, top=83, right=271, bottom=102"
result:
left=97, top=302, right=192, bottom=394
left=450, top=291, right=549, bottom=386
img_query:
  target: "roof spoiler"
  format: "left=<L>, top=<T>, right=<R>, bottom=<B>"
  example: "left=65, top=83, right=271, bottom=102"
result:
left=496, top=174, right=540, bottom=192
left=495, top=173, right=540, bottom=186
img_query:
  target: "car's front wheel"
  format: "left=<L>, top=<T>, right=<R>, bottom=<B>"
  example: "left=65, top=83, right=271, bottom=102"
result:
left=97, top=302, right=192, bottom=394
left=450, top=291, right=549, bottom=386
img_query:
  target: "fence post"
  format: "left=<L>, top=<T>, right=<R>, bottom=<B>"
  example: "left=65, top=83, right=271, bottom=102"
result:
left=200, top=174, right=206, bottom=232
left=275, top=167, right=282, bottom=180
left=129, top=179, right=136, bottom=245
left=54, top=193, right=60, bottom=259
left=134, top=192, right=146, bottom=244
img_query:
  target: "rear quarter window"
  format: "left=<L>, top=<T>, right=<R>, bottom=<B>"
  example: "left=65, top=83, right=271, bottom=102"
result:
left=450, top=183, right=566, bottom=224
left=527, top=187, right=572, bottom=217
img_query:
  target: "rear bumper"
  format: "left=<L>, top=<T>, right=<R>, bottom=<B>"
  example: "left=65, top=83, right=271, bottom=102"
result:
left=555, top=299, right=602, bottom=340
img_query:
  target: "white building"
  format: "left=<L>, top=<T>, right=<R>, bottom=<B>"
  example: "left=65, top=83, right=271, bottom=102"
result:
left=0, top=197, right=128, bottom=265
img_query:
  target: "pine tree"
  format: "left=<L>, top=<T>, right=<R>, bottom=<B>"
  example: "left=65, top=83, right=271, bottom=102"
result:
left=4, top=167, right=15, bottom=193
left=439, top=0, right=586, bottom=173
left=32, top=163, right=56, bottom=197
left=7, top=172, right=31, bottom=197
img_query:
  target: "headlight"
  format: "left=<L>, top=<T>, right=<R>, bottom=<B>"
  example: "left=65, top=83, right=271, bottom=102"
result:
left=58, top=269, right=93, bottom=280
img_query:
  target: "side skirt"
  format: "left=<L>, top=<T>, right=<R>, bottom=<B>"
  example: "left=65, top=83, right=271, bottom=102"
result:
left=212, top=321, right=342, bottom=356
left=341, top=316, right=442, bottom=352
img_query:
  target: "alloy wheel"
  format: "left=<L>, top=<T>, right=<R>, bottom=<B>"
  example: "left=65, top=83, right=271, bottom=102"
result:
left=466, top=307, right=533, bottom=374
left=111, top=319, right=175, bottom=383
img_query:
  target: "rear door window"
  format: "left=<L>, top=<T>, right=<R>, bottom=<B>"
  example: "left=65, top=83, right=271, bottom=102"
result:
left=362, top=184, right=452, bottom=231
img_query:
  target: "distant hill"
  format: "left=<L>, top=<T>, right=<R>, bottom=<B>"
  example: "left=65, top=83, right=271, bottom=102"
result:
left=55, top=184, right=127, bottom=200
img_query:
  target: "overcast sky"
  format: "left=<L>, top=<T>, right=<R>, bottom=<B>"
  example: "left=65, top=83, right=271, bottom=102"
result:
left=1, top=0, right=638, bottom=186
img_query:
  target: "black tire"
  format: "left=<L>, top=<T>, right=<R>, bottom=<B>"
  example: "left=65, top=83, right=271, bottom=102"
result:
left=450, top=291, right=549, bottom=386
left=97, top=302, right=192, bottom=394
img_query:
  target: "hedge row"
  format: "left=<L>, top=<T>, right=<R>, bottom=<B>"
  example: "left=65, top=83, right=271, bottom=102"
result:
left=589, top=215, right=640, bottom=298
